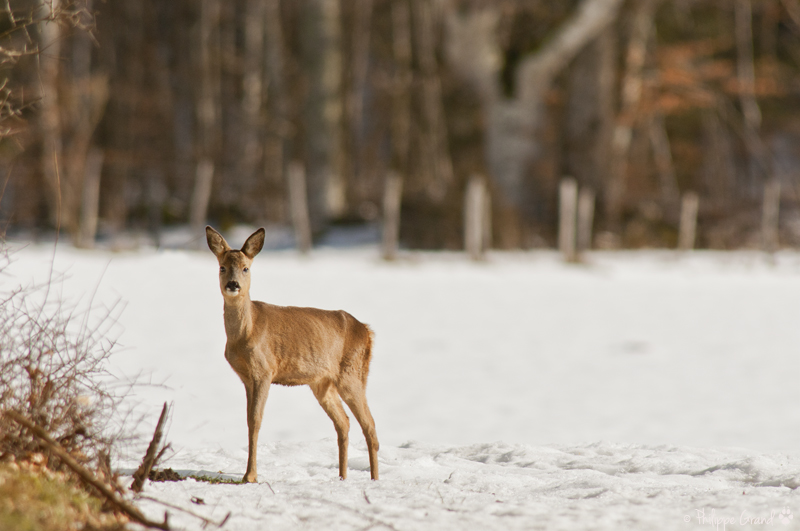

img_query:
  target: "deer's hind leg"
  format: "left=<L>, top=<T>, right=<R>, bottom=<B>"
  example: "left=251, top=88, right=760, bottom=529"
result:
left=335, top=377, right=379, bottom=480
left=310, top=380, right=351, bottom=479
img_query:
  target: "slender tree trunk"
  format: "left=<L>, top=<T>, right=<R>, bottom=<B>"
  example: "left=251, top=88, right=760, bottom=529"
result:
left=391, top=0, right=412, bottom=173
left=735, top=0, right=768, bottom=190
left=264, top=0, right=288, bottom=223
left=648, top=112, right=679, bottom=207
left=190, top=160, right=214, bottom=238
left=412, top=0, right=453, bottom=200
left=304, top=0, right=345, bottom=230
left=102, top=0, right=145, bottom=238
left=190, top=0, right=220, bottom=239
left=565, top=29, right=616, bottom=193
left=77, top=147, right=104, bottom=248
left=606, top=0, right=659, bottom=228
left=347, top=0, right=373, bottom=203
left=39, top=0, right=66, bottom=231
left=241, top=0, right=265, bottom=193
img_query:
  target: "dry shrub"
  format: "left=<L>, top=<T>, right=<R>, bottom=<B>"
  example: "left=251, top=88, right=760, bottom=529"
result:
left=0, top=246, right=125, bottom=479
left=0, top=460, right=126, bottom=531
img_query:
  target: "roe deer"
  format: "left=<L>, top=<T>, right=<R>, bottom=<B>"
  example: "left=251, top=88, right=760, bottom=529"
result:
left=205, top=226, right=379, bottom=482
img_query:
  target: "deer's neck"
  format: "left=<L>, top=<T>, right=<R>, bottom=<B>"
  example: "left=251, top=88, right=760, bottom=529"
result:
left=223, top=295, right=254, bottom=341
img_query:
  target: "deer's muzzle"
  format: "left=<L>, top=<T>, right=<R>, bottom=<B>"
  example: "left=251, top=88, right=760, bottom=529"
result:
left=225, top=281, right=240, bottom=294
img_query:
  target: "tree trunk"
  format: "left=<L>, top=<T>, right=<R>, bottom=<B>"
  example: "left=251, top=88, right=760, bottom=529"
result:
left=605, top=0, right=659, bottom=228
left=648, top=112, right=679, bottom=207
left=565, top=28, right=616, bottom=193
left=412, top=0, right=453, bottom=200
left=735, top=0, right=768, bottom=190
left=191, top=0, right=220, bottom=238
left=391, top=0, right=412, bottom=174
left=303, top=0, right=345, bottom=230
left=241, top=0, right=265, bottom=195
left=38, top=0, right=66, bottom=232
left=346, top=0, right=373, bottom=204
left=486, top=0, right=624, bottom=224
left=77, top=147, right=104, bottom=249
left=190, top=159, right=214, bottom=242
left=264, top=0, right=288, bottom=223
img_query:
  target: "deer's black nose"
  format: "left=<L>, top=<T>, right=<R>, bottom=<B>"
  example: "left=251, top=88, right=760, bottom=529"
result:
left=225, top=281, right=240, bottom=291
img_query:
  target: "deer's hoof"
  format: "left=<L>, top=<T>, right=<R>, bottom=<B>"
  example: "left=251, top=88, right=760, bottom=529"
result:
left=242, top=473, right=258, bottom=483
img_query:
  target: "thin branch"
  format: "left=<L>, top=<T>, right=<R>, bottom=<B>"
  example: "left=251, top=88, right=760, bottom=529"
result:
left=131, top=402, right=169, bottom=493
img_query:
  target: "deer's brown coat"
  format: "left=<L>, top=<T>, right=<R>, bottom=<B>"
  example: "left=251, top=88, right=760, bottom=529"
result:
left=206, top=226, right=379, bottom=482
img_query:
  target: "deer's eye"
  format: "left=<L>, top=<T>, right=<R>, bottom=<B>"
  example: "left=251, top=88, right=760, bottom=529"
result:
left=219, top=266, right=226, bottom=273
left=243, top=267, right=249, bottom=273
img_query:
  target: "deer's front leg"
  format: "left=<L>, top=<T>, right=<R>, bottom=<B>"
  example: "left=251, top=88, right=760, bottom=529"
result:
left=243, top=379, right=271, bottom=483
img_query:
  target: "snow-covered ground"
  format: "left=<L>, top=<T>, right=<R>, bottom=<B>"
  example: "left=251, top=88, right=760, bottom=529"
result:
left=4, top=238, right=800, bottom=529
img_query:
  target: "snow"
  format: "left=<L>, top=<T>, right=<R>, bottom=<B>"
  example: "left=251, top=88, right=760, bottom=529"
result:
left=4, top=240, right=800, bottom=529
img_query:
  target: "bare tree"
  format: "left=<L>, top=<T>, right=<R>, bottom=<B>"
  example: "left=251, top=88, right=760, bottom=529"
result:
left=445, top=0, right=624, bottom=244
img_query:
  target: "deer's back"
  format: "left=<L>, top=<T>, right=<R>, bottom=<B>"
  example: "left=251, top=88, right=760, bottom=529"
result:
left=250, top=301, right=370, bottom=386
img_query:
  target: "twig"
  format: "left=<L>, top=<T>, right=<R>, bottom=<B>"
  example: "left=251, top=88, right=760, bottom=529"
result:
left=132, top=402, right=169, bottom=493
left=137, top=495, right=231, bottom=529
left=4, top=410, right=170, bottom=530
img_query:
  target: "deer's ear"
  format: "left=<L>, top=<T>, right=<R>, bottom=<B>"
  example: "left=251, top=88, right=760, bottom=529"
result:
left=206, top=226, right=230, bottom=258
left=242, top=228, right=266, bottom=258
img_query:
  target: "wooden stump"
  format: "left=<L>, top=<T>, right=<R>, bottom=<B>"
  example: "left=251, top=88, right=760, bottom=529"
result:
left=288, top=161, right=313, bottom=254
left=762, top=179, right=781, bottom=253
left=381, top=170, right=403, bottom=260
left=464, top=175, right=487, bottom=260
left=577, top=188, right=595, bottom=254
left=559, top=178, right=578, bottom=262
left=678, top=191, right=699, bottom=251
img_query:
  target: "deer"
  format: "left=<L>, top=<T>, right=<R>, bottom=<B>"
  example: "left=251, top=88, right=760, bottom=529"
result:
left=205, top=226, right=379, bottom=483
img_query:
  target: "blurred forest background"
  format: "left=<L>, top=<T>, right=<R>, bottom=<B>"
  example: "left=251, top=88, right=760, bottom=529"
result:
left=2, top=0, right=800, bottom=251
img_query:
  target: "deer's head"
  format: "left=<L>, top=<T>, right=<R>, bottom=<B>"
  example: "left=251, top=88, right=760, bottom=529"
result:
left=206, top=226, right=265, bottom=299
